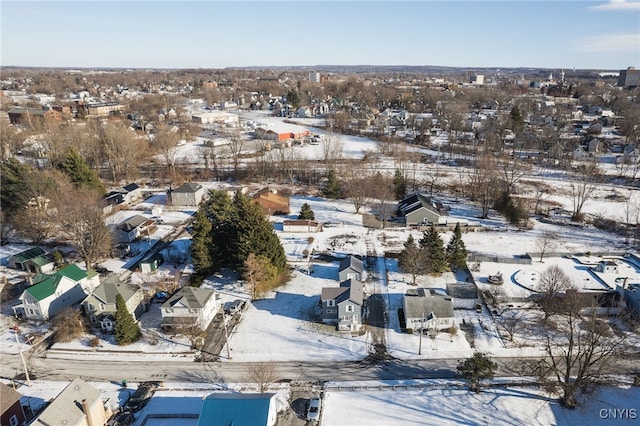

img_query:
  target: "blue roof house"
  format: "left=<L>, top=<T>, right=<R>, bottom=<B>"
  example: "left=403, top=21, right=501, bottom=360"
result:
left=198, top=393, right=277, bottom=426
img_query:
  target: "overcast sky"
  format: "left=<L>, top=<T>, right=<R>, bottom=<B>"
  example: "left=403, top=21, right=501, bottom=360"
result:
left=1, top=0, right=639, bottom=70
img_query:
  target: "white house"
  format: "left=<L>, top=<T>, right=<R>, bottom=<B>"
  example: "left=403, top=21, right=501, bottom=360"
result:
left=403, top=288, right=455, bottom=331
left=15, top=265, right=100, bottom=321
left=161, top=287, right=220, bottom=330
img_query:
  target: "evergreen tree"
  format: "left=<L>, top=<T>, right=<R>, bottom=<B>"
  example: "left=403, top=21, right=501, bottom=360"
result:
left=204, top=190, right=235, bottom=270
left=457, top=352, right=497, bottom=393
left=191, top=208, right=213, bottom=276
left=59, top=147, right=105, bottom=194
left=229, top=192, right=287, bottom=273
left=324, top=169, right=340, bottom=199
left=398, top=234, right=428, bottom=285
left=419, top=226, right=447, bottom=273
left=298, top=202, right=315, bottom=220
left=446, top=222, right=468, bottom=270
left=114, top=294, right=141, bottom=345
left=0, top=158, right=29, bottom=216
left=393, top=169, right=407, bottom=201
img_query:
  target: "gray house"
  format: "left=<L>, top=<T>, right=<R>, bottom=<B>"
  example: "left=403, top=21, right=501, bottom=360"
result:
left=82, top=275, right=146, bottom=332
left=167, top=182, right=205, bottom=206
left=403, top=288, right=455, bottom=331
left=398, top=193, right=448, bottom=226
left=320, top=279, right=364, bottom=331
left=338, top=256, right=364, bottom=283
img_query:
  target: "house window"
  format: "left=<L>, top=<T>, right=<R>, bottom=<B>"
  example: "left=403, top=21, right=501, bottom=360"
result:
left=326, top=309, right=337, bottom=314
left=327, top=300, right=335, bottom=307
left=87, top=303, right=95, bottom=311
left=10, top=415, right=19, bottom=426
left=353, top=315, right=358, bottom=323
left=346, top=305, right=353, bottom=312
left=99, top=303, right=105, bottom=311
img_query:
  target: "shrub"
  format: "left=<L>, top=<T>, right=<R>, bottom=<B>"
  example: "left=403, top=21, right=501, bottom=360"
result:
left=88, top=336, right=100, bottom=347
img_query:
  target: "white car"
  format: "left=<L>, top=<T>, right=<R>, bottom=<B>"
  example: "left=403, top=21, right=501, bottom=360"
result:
left=306, top=397, right=321, bottom=421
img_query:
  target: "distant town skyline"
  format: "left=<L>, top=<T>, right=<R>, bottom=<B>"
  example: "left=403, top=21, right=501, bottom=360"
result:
left=1, top=1, right=639, bottom=70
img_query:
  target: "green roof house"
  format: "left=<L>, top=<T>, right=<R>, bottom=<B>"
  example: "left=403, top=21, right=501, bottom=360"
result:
left=15, top=264, right=100, bottom=321
left=8, top=247, right=56, bottom=274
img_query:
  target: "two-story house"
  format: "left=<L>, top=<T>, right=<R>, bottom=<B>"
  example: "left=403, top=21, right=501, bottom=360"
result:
left=82, top=275, right=146, bottom=332
left=167, top=182, right=205, bottom=207
left=320, top=279, right=364, bottom=332
left=161, top=287, right=219, bottom=330
left=14, top=265, right=99, bottom=321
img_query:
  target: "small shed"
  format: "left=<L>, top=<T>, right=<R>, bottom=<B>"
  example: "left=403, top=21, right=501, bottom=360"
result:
left=139, top=253, right=164, bottom=273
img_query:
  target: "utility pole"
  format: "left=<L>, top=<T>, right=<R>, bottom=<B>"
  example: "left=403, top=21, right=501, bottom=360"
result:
left=418, top=312, right=424, bottom=355
left=14, top=328, right=31, bottom=386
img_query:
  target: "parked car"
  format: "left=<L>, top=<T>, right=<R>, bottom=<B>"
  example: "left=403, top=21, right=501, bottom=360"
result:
left=125, top=382, right=161, bottom=412
left=306, top=397, right=321, bottom=421
left=225, top=299, right=245, bottom=315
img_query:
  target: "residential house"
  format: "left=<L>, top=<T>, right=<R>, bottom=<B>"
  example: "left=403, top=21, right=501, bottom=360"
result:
left=14, top=264, right=99, bottom=321
left=403, top=288, right=455, bottom=331
left=617, top=144, right=640, bottom=164
left=103, top=191, right=125, bottom=213
left=121, top=183, right=142, bottom=204
left=573, top=145, right=589, bottom=161
left=252, top=188, right=289, bottom=215
left=161, top=286, right=219, bottom=330
left=117, top=215, right=154, bottom=243
left=398, top=193, right=449, bottom=226
left=320, top=279, right=364, bottom=331
left=167, top=182, right=205, bottom=207
left=1, top=382, right=26, bottom=426
left=282, top=220, right=322, bottom=233
left=198, top=393, right=277, bottom=426
left=338, top=255, right=364, bottom=282
left=446, top=282, right=479, bottom=310
left=82, top=275, right=146, bottom=332
left=620, top=282, right=640, bottom=317
left=31, top=378, right=110, bottom=426
left=8, top=247, right=55, bottom=274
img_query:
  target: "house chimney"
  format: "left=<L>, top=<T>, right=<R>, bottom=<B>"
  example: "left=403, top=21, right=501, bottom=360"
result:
left=81, top=399, right=94, bottom=426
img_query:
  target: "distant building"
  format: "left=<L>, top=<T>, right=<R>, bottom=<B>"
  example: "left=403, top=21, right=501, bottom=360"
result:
left=618, top=67, right=640, bottom=88
left=77, top=102, right=126, bottom=117
left=8, top=107, right=61, bottom=125
left=309, top=72, right=320, bottom=83
left=252, top=188, right=289, bottom=215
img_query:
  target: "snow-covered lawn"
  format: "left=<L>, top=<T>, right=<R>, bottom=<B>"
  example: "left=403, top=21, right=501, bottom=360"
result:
left=322, top=382, right=640, bottom=426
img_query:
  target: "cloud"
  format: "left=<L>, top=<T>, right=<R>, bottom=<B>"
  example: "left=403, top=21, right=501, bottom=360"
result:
left=577, top=33, right=640, bottom=53
left=589, top=0, right=640, bottom=11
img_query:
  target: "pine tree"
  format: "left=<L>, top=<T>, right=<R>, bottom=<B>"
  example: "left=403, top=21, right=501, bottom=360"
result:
left=419, top=226, right=447, bottom=273
left=204, top=190, right=235, bottom=270
left=446, top=222, right=468, bottom=271
left=115, top=294, right=141, bottom=345
left=298, top=202, right=315, bottom=220
left=191, top=208, right=213, bottom=275
left=1, top=158, right=30, bottom=216
left=398, top=234, right=428, bottom=285
left=59, top=147, right=105, bottom=194
left=393, top=169, right=407, bottom=201
left=324, top=169, right=340, bottom=199
left=230, top=192, right=287, bottom=273
left=457, top=352, right=497, bottom=393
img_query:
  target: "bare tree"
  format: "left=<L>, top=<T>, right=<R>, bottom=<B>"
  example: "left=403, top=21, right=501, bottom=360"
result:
left=246, top=362, right=276, bottom=393
left=321, top=131, right=343, bottom=172
left=152, top=124, right=181, bottom=180
left=536, top=231, right=558, bottom=262
left=370, top=172, right=396, bottom=228
left=341, top=161, right=373, bottom=214
left=496, top=156, right=531, bottom=199
left=55, top=188, right=111, bottom=270
left=52, top=308, right=86, bottom=343
left=570, top=160, right=600, bottom=222
left=467, top=154, right=497, bottom=218
left=222, top=128, right=244, bottom=177
left=537, top=297, right=628, bottom=409
left=98, top=121, right=144, bottom=181
left=537, top=265, right=575, bottom=321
